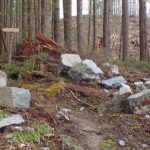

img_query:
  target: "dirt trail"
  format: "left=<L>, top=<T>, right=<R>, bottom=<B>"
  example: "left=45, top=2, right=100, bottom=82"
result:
left=72, top=112, right=104, bottom=150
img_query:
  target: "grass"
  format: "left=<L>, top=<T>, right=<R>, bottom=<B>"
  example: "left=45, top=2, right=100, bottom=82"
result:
left=12, top=122, right=52, bottom=144
left=113, top=60, right=150, bottom=73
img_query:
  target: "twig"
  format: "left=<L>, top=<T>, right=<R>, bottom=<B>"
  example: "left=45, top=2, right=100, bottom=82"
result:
left=70, top=91, right=96, bottom=110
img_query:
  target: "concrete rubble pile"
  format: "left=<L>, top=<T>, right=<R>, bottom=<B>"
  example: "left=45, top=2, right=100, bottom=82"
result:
left=59, top=53, right=150, bottom=115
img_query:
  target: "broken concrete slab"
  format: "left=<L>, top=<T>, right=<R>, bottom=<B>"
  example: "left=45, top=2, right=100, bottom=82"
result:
left=68, top=63, right=99, bottom=82
left=113, top=84, right=132, bottom=97
left=99, top=76, right=127, bottom=88
left=0, top=87, right=31, bottom=108
left=58, top=54, right=82, bottom=73
left=0, top=114, right=25, bottom=129
left=121, top=89, right=150, bottom=113
left=110, top=65, right=119, bottom=75
left=83, top=59, right=103, bottom=75
left=112, top=84, right=132, bottom=113
left=134, top=81, right=147, bottom=90
left=0, top=70, right=7, bottom=87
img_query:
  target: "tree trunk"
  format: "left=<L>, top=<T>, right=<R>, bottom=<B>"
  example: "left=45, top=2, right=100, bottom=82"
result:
left=41, top=0, right=47, bottom=34
left=87, top=0, right=92, bottom=50
left=52, top=0, right=60, bottom=43
left=93, top=0, right=96, bottom=51
left=0, top=0, right=3, bottom=54
left=77, top=0, right=84, bottom=53
left=122, top=0, right=129, bottom=60
left=139, top=0, right=149, bottom=61
left=103, top=0, right=111, bottom=60
left=63, top=0, right=72, bottom=50
left=22, top=0, right=28, bottom=40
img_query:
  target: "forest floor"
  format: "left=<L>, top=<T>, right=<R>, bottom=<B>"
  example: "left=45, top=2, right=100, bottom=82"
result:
left=0, top=55, right=150, bottom=150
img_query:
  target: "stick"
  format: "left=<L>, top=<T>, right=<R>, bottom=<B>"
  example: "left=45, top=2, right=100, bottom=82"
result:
left=70, top=91, right=96, bottom=109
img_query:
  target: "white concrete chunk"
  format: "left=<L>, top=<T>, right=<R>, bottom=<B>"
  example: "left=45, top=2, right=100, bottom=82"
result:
left=83, top=59, right=103, bottom=74
left=0, top=70, right=7, bottom=87
left=0, top=114, right=25, bottom=129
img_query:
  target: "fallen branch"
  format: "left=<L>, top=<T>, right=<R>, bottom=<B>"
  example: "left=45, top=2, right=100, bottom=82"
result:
left=71, top=91, right=96, bottom=109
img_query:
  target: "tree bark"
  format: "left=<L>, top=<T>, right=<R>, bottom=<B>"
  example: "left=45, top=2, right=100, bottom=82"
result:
left=52, top=0, right=60, bottom=43
left=77, top=0, right=84, bottom=53
left=63, top=0, right=72, bottom=50
left=22, top=0, right=28, bottom=40
left=103, top=0, right=111, bottom=60
left=139, top=0, right=149, bottom=61
left=93, top=0, right=96, bottom=51
left=122, top=0, right=129, bottom=60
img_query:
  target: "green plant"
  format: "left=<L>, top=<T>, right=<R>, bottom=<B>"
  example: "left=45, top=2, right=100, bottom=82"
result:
left=102, top=139, right=118, bottom=150
left=12, top=122, right=52, bottom=144
left=0, top=110, right=10, bottom=120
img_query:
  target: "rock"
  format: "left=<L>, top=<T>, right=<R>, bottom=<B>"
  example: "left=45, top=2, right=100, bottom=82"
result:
left=134, top=81, right=146, bottom=90
left=110, top=65, right=119, bottom=75
left=11, top=126, right=34, bottom=132
left=39, top=147, right=51, bottom=150
left=118, top=140, right=125, bottom=146
left=113, top=84, right=132, bottom=97
left=145, top=114, right=150, bottom=119
left=0, top=70, right=7, bottom=87
left=68, top=63, right=99, bottom=82
left=112, top=84, right=132, bottom=113
left=11, top=87, right=31, bottom=108
left=122, top=89, right=150, bottom=113
left=99, top=76, right=127, bottom=88
left=83, top=59, right=103, bottom=75
left=59, top=54, right=82, bottom=73
left=101, top=63, right=119, bottom=77
left=56, top=108, right=72, bottom=121
left=0, top=114, right=25, bottom=129
left=0, top=87, right=31, bottom=108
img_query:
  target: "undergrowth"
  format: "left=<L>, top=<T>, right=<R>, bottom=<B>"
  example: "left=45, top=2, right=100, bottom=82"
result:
left=113, top=60, right=150, bottom=73
left=12, top=122, right=52, bottom=144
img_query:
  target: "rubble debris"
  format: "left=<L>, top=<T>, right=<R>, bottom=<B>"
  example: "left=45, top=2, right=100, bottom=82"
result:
left=122, top=89, right=150, bottom=113
left=11, top=126, right=34, bottom=132
left=56, top=109, right=71, bottom=121
left=112, top=84, right=132, bottom=113
left=118, top=140, right=125, bottom=146
left=110, top=65, right=119, bottom=75
left=113, top=84, right=132, bottom=97
left=68, top=63, right=99, bottom=82
left=0, top=114, right=24, bottom=129
left=145, top=114, right=150, bottom=119
left=59, top=54, right=82, bottom=74
left=0, top=70, right=7, bottom=87
left=99, top=76, right=127, bottom=88
left=134, top=81, right=146, bottom=90
left=101, top=63, right=119, bottom=77
left=0, top=87, right=31, bottom=108
left=82, top=59, right=103, bottom=75
left=39, top=147, right=51, bottom=150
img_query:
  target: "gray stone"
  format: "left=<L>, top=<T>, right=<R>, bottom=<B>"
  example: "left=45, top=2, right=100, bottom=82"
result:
left=121, top=89, right=150, bottom=113
left=68, top=63, right=99, bottom=82
left=39, top=147, right=51, bottom=150
left=0, top=114, right=25, bottom=129
left=83, top=59, right=103, bottom=75
left=59, top=54, right=82, bottom=73
left=11, top=87, right=31, bottom=108
left=111, top=65, right=119, bottom=75
left=0, top=70, right=7, bottom=87
left=0, top=87, right=31, bottom=108
left=99, top=76, right=127, bottom=88
left=112, top=84, right=132, bottom=113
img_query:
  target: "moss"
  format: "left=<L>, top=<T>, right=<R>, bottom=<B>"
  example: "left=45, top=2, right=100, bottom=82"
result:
left=102, top=139, right=118, bottom=150
left=0, top=110, right=10, bottom=120
left=45, top=82, right=65, bottom=96
left=12, top=122, right=52, bottom=144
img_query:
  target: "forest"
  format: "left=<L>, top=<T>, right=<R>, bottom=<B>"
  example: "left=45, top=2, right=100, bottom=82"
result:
left=0, top=0, right=150, bottom=150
